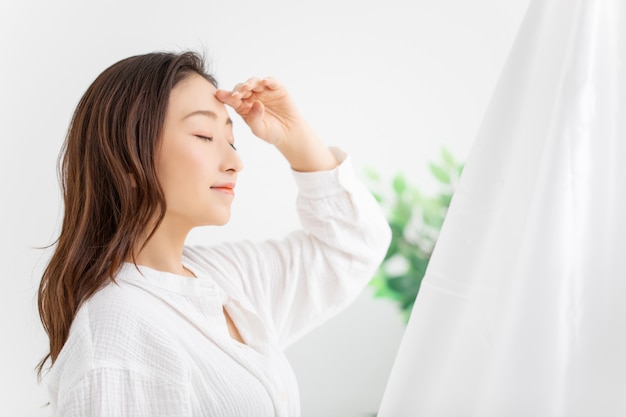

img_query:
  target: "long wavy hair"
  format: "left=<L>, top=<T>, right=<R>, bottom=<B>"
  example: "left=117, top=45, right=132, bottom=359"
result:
left=37, top=51, right=217, bottom=377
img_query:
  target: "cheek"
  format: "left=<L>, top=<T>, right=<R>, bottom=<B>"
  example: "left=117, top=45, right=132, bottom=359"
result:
left=157, top=145, right=211, bottom=199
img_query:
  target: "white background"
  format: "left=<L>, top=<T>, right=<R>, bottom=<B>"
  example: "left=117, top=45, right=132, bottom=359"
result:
left=0, top=0, right=529, bottom=416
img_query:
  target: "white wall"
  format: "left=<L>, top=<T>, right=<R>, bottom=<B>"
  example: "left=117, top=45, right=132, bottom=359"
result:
left=0, top=0, right=529, bottom=415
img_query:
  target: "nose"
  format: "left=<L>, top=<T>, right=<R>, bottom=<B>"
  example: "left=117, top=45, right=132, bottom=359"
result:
left=222, top=140, right=244, bottom=173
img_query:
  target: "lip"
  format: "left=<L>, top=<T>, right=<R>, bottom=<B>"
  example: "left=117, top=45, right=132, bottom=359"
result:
left=210, top=182, right=236, bottom=195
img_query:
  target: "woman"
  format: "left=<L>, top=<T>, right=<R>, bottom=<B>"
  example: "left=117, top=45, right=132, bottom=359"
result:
left=37, top=51, right=390, bottom=416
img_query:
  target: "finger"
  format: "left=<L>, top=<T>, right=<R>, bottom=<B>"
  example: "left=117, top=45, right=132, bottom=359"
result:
left=232, top=83, right=253, bottom=100
left=229, top=77, right=270, bottom=102
left=248, top=100, right=265, bottom=119
left=225, top=82, right=246, bottom=100
left=232, top=82, right=246, bottom=93
left=218, top=93, right=256, bottom=117
left=215, top=89, right=242, bottom=107
left=236, top=100, right=262, bottom=127
left=244, top=101, right=269, bottom=139
left=238, top=77, right=265, bottom=96
left=248, top=77, right=266, bottom=93
left=262, top=76, right=281, bottom=90
left=243, top=77, right=263, bottom=90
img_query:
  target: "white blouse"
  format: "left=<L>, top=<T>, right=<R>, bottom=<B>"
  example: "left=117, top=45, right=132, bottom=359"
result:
left=46, top=150, right=391, bottom=417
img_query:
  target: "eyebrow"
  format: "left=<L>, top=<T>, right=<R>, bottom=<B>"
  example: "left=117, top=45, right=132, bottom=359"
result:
left=183, top=110, right=232, bottom=125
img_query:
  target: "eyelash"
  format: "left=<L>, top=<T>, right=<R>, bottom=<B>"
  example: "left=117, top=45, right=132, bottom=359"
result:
left=195, top=135, right=237, bottom=151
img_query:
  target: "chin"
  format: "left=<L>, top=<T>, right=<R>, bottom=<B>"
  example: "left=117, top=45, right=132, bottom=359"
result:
left=203, top=214, right=231, bottom=227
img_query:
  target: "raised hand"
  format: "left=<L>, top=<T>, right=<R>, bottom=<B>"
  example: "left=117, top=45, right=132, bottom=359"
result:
left=215, top=77, right=302, bottom=147
left=216, top=77, right=337, bottom=172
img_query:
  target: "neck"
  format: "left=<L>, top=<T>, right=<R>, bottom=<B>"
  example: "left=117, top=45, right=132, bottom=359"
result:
left=131, top=216, right=195, bottom=277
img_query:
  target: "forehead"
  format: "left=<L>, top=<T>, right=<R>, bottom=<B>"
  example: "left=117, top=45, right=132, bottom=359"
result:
left=167, top=73, right=229, bottom=122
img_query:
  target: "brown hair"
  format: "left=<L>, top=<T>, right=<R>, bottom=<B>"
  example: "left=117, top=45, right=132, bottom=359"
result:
left=37, top=51, right=217, bottom=377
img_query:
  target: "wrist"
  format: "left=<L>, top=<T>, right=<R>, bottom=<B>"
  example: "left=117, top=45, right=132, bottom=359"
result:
left=276, top=127, right=338, bottom=172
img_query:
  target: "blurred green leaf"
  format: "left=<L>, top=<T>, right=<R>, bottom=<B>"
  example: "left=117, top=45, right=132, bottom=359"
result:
left=390, top=200, right=412, bottom=225
left=365, top=147, right=463, bottom=324
left=429, top=163, right=451, bottom=184
left=370, top=274, right=403, bottom=301
left=438, top=193, right=453, bottom=207
left=408, top=254, right=430, bottom=277
left=363, top=166, right=381, bottom=181
left=387, top=275, right=421, bottom=295
left=392, top=174, right=407, bottom=194
left=441, top=147, right=456, bottom=168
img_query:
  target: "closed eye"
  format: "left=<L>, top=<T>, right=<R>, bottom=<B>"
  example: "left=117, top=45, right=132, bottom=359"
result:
left=195, top=134, right=236, bottom=151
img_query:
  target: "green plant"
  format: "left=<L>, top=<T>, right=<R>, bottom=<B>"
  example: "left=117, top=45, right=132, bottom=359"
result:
left=366, top=148, right=463, bottom=323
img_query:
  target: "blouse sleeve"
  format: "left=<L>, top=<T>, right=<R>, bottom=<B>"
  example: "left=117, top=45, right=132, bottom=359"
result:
left=185, top=148, right=391, bottom=348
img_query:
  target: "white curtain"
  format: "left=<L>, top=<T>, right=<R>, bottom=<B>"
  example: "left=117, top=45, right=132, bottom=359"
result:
left=378, top=0, right=626, bottom=415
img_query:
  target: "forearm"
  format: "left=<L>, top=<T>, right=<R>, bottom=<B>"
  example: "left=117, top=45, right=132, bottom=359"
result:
left=275, top=122, right=338, bottom=172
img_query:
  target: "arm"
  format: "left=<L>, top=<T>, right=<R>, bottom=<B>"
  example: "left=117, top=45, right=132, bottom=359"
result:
left=210, top=79, right=391, bottom=346
left=188, top=152, right=391, bottom=348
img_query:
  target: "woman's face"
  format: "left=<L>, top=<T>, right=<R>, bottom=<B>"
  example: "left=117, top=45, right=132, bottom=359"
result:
left=156, top=73, right=243, bottom=230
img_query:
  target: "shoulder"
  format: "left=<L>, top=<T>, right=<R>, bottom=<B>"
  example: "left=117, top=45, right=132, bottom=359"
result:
left=79, top=281, right=188, bottom=370
left=47, top=280, right=188, bottom=399
left=183, top=241, right=263, bottom=291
